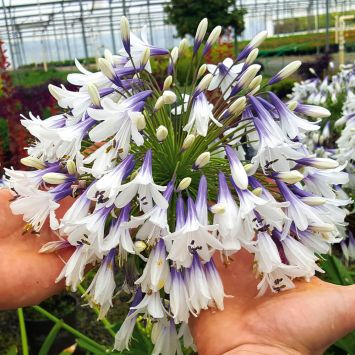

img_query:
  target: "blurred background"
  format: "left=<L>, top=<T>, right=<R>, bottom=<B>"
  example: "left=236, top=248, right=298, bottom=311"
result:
left=0, top=1, right=354, bottom=354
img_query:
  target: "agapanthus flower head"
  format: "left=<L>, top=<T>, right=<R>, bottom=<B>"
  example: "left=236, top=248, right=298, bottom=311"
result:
left=7, top=16, right=350, bottom=355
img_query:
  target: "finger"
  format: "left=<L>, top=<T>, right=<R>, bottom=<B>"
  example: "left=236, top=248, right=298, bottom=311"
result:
left=0, top=244, right=74, bottom=310
left=0, top=189, right=25, bottom=238
left=214, top=248, right=260, bottom=297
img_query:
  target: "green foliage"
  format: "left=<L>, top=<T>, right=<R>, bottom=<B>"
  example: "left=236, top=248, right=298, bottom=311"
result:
left=5, top=345, right=18, bottom=355
left=0, top=118, right=9, bottom=151
left=274, top=10, right=355, bottom=34
left=321, top=255, right=355, bottom=354
left=320, top=254, right=353, bottom=286
left=10, top=69, right=71, bottom=88
left=271, top=79, right=295, bottom=99
left=164, top=0, right=246, bottom=37
left=18, top=57, right=96, bottom=70
left=209, top=30, right=355, bottom=58
left=38, top=321, right=63, bottom=355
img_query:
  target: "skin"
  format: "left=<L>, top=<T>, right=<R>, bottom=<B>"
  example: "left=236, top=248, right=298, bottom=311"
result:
left=0, top=189, right=354, bottom=354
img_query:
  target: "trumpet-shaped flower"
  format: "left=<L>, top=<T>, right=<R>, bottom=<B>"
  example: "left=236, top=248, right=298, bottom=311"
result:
left=165, top=197, right=222, bottom=268
left=114, top=150, right=168, bottom=212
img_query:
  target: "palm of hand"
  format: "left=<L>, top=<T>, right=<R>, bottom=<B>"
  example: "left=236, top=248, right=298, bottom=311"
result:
left=190, top=250, right=355, bottom=355
left=0, top=190, right=73, bottom=309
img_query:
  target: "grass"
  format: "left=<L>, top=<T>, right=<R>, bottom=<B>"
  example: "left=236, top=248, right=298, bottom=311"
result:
left=10, top=68, right=71, bottom=88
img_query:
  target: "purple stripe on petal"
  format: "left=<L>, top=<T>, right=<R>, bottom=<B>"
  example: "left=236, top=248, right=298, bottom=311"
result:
left=51, top=181, right=74, bottom=202
left=99, top=87, right=115, bottom=97
left=128, top=287, right=143, bottom=316
left=123, top=39, right=131, bottom=56
left=163, top=181, right=174, bottom=201
left=257, top=96, right=275, bottom=111
left=149, top=47, right=169, bottom=56
left=218, top=172, right=229, bottom=202
left=196, top=175, right=207, bottom=214
left=186, top=196, right=199, bottom=225
left=289, top=184, right=311, bottom=198
left=271, top=230, right=289, bottom=264
left=141, top=149, right=152, bottom=177
left=248, top=176, right=262, bottom=189
left=176, top=194, right=185, bottom=230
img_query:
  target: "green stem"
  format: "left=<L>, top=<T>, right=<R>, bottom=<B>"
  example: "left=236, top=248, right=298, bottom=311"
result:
left=17, top=308, right=29, bottom=355
left=32, top=305, right=106, bottom=351
left=77, top=284, right=116, bottom=338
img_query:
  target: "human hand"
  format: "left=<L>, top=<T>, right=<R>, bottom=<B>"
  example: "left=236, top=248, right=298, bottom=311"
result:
left=0, top=189, right=74, bottom=310
left=190, top=250, right=355, bottom=355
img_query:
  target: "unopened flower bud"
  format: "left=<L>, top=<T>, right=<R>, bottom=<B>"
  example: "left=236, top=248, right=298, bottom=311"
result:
left=249, top=84, right=260, bottom=96
left=296, top=157, right=339, bottom=169
left=104, top=49, right=114, bottom=64
left=194, top=73, right=213, bottom=97
left=87, top=83, right=100, bottom=106
left=302, top=196, right=327, bottom=206
left=309, top=68, right=316, bottom=76
left=140, top=47, right=150, bottom=67
left=203, top=26, right=222, bottom=55
left=252, top=187, right=263, bottom=197
left=21, top=156, right=45, bottom=170
left=243, top=163, right=254, bottom=174
left=249, top=30, right=268, bottom=48
left=194, top=152, right=210, bottom=169
left=211, top=203, right=226, bottom=214
left=171, top=47, right=178, bottom=64
left=98, top=58, right=115, bottom=80
left=295, top=103, right=331, bottom=118
left=62, top=344, right=77, bottom=354
left=178, top=38, right=189, bottom=56
left=43, top=172, right=68, bottom=185
left=66, top=160, right=77, bottom=175
left=156, top=125, right=168, bottom=141
left=134, top=240, right=147, bottom=253
left=237, top=30, right=267, bottom=60
left=310, top=223, right=335, bottom=233
left=182, top=134, right=195, bottom=150
left=194, top=18, right=208, bottom=53
left=154, top=96, right=165, bottom=111
left=231, top=64, right=260, bottom=95
left=335, top=116, right=347, bottom=127
left=162, top=90, right=177, bottom=104
left=268, top=60, right=302, bottom=85
left=275, top=170, right=304, bottom=184
left=120, top=16, right=130, bottom=54
left=130, top=112, right=146, bottom=130
left=248, top=75, right=262, bottom=91
left=245, top=48, right=259, bottom=65
left=163, top=76, right=173, bottom=91
left=287, top=100, right=298, bottom=111
left=197, top=64, right=207, bottom=79
left=229, top=96, right=246, bottom=115
left=178, top=177, right=192, bottom=191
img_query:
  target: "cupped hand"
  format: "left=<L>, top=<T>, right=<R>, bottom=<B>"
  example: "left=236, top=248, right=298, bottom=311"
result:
left=190, top=250, right=355, bottom=355
left=0, top=189, right=74, bottom=309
